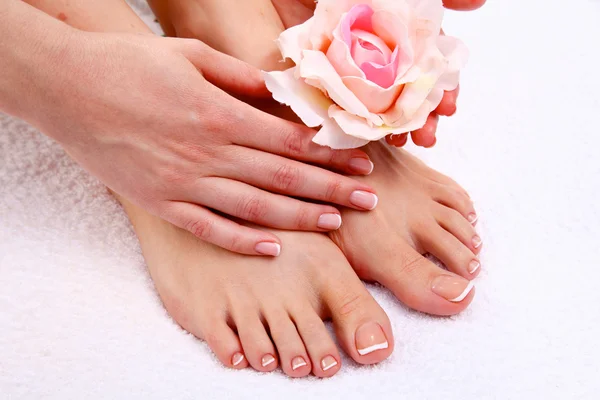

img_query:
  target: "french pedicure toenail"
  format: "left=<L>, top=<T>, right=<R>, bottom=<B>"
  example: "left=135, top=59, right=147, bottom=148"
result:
left=255, top=242, right=281, bottom=257
left=317, top=213, right=342, bottom=230
left=355, top=321, right=389, bottom=356
left=348, top=157, right=374, bottom=175
left=469, top=260, right=481, bottom=274
left=291, top=356, right=307, bottom=371
left=431, top=276, right=475, bottom=302
left=231, top=353, right=245, bottom=367
left=468, top=213, right=478, bottom=225
left=349, top=191, right=379, bottom=210
left=472, top=235, right=482, bottom=249
left=261, top=354, right=276, bottom=367
left=321, top=355, right=338, bottom=371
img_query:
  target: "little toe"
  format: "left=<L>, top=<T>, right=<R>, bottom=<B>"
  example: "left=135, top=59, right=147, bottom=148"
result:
left=432, top=184, right=476, bottom=223
left=235, top=311, right=278, bottom=372
left=290, top=307, right=342, bottom=378
left=265, top=311, right=311, bottom=378
left=418, top=224, right=480, bottom=279
left=373, top=241, right=475, bottom=316
left=323, top=278, right=393, bottom=365
left=202, top=318, right=248, bottom=370
left=437, top=206, right=483, bottom=256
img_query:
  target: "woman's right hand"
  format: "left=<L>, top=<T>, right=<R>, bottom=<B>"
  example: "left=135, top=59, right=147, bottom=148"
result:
left=29, top=30, right=379, bottom=256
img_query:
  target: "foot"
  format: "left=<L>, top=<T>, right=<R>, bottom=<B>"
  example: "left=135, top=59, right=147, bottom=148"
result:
left=330, top=143, right=481, bottom=316
left=119, top=196, right=394, bottom=377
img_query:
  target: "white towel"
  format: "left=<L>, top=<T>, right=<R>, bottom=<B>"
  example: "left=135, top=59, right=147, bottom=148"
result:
left=1, top=0, right=599, bottom=398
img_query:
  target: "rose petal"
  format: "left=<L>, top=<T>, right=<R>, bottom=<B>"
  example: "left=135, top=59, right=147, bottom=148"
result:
left=312, top=117, right=370, bottom=149
left=435, top=35, right=469, bottom=91
left=359, top=46, right=399, bottom=88
left=340, top=4, right=374, bottom=46
left=371, top=10, right=414, bottom=80
left=263, top=68, right=332, bottom=128
left=342, top=75, right=403, bottom=113
left=327, top=38, right=365, bottom=78
left=351, top=29, right=392, bottom=66
left=309, top=0, right=371, bottom=50
left=277, top=18, right=314, bottom=65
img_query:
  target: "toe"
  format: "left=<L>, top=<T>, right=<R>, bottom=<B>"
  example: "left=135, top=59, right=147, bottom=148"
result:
left=373, top=241, right=475, bottom=316
left=264, top=311, right=311, bottom=378
left=418, top=222, right=480, bottom=279
left=202, top=318, right=248, bottom=370
left=290, top=306, right=342, bottom=378
left=431, top=183, right=476, bottom=223
left=437, top=206, right=483, bottom=257
left=322, top=277, right=393, bottom=365
left=234, top=310, right=278, bottom=372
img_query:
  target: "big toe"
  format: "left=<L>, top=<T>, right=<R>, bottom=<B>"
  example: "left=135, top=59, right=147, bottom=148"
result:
left=320, top=270, right=394, bottom=365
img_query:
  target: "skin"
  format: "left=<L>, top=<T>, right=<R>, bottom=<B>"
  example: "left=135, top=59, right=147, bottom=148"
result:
left=2, top=0, right=382, bottom=257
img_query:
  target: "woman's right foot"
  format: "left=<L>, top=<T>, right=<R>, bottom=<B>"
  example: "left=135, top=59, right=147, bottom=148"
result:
left=119, top=197, right=394, bottom=378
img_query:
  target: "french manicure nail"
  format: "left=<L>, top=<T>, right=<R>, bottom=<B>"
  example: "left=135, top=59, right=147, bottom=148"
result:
left=348, top=157, right=374, bottom=175
left=472, top=235, right=482, bottom=249
left=431, top=275, right=475, bottom=302
left=321, top=355, right=338, bottom=371
left=355, top=321, right=389, bottom=356
left=292, top=356, right=307, bottom=371
left=468, top=213, right=478, bottom=225
left=255, top=242, right=281, bottom=257
left=469, top=260, right=481, bottom=274
left=261, top=354, right=276, bottom=367
left=350, top=190, right=378, bottom=210
left=317, top=213, right=342, bottom=230
left=231, top=352, right=245, bottom=367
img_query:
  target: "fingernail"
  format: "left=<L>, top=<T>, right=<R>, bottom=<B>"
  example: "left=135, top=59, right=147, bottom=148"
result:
left=431, top=275, right=474, bottom=302
left=469, top=260, right=481, bottom=274
left=255, top=242, right=281, bottom=257
left=350, top=191, right=378, bottom=210
left=355, top=321, right=389, bottom=356
left=231, top=352, right=245, bottom=367
left=317, top=213, right=342, bottom=230
left=261, top=354, right=276, bottom=367
left=321, top=355, right=338, bottom=371
left=348, top=157, right=374, bottom=175
left=291, top=356, right=307, bottom=371
left=468, top=213, right=478, bottom=225
left=472, top=235, right=482, bottom=249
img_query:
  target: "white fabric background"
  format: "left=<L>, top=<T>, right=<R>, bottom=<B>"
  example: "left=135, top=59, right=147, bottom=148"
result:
left=1, top=0, right=599, bottom=398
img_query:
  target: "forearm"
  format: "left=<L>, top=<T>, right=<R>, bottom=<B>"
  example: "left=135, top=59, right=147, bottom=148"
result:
left=0, top=0, right=73, bottom=121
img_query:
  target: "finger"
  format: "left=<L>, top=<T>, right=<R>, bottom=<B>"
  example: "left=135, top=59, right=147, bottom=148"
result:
left=411, top=113, right=439, bottom=148
left=161, top=201, right=282, bottom=256
left=219, top=147, right=379, bottom=211
left=435, top=86, right=460, bottom=116
left=385, top=133, right=409, bottom=147
left=169, top=37, right=272, bottom=98
left=443, top=0, right=486, bottom=11
left=232, top=114, right=374, bottom=176
left=195, top=177, right=343, bottom=232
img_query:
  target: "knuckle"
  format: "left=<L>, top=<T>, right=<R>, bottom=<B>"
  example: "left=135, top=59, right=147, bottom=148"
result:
left=294, top=207, right=311, bottom=230
left=324, top=179, right=343, bottom=202
left=283, top=129, right=307, bottom=156
left=236, top=195, right=268, bottom=221
left=335, top=292, right=367, bottom=318
left=272, top=164, right=302, bottom=192
left=185, top=218, right=213, bottom=240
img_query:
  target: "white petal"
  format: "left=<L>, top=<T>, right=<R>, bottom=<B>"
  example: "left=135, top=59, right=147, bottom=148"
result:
left=277, top=18, right=314, bottom=65
left=329, top=106, right=390, bottom=141
left=263, top=68, right=332, bottom=128
left=312, top=117, right=371, bottom=149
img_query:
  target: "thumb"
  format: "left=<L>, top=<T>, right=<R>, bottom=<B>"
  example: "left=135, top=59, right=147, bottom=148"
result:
left=171, top=37, right=271, bottom=98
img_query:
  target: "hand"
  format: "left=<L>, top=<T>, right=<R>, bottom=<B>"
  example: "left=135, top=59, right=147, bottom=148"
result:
left=270, top=0, right=486, bottom=149
left=32, top=30, right=378, bottom=256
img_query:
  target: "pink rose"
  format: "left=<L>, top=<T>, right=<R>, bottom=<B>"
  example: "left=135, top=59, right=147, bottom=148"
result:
left=264, top=0, right=468, bottom=149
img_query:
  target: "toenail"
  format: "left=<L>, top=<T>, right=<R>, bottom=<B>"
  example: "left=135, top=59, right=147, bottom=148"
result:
left=255, top=242, right=281, bottom=257
left=355, top=321, right=389, bottom=356
left=469, top=260, right=481, bottom=274
left=317, top=213, right=342, bottom=230
left=348, top=157, right=374, bottom=175
left=431, top=275, right=475, bottom=302
left=320, top=355, right=338, bottom=372
left=291, top=356, right=307, bottom=371
left=261, top=354, right=276, bottom=367
left=350, top=191, right=379, bottom=210
left=468, top=213, right=478, bottom=225
left=472, top=235, right=482, bottom=249
left=231, top=352, right=245, bottom=367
